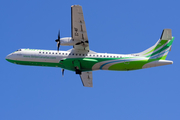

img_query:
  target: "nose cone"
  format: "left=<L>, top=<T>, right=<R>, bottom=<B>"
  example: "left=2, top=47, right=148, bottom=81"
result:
left=5, top=53, right=13, bottom=62
left=5, top=54, right=10, bottom=60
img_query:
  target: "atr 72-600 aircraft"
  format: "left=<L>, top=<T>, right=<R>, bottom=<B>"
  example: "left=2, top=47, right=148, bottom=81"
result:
left=6, top=5, right=174, bottom=87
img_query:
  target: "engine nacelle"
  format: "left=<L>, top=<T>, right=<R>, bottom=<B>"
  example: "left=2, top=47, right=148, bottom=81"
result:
left=60, top=37, right=76, bottom=46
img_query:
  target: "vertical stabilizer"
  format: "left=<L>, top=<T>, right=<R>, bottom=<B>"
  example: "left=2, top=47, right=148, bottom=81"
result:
left=160, top=29, right=172, bottom=41
left=138, top=29, right=174, bottom=60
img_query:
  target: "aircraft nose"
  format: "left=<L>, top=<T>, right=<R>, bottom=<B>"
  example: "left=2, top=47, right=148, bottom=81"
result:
left=5, top=54, right=13, bottom=61
left=5, top=54, right=10, bottom=60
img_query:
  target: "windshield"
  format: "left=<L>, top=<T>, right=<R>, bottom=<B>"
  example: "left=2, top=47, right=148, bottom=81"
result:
left=16, top=49, right=21, bottom=51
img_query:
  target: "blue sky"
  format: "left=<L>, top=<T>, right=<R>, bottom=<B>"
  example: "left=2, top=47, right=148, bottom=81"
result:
left=1, top=0, right=180, bottom=120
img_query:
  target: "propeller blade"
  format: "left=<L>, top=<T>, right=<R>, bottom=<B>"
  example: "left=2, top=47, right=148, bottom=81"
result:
left=62, top=69, right=64, bottom=77
left=58, top=30, right=60, bottom=40
left=55, top=30, right=61, bottom=51
left=57, top=42, right=60, bottom=51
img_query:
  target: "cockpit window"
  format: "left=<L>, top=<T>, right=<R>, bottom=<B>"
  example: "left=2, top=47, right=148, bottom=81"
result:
left=16, top=49, right=21, bottom=51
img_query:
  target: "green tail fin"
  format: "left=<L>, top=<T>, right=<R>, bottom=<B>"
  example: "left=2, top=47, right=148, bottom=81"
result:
left=137, top=29, right=174, bottom=60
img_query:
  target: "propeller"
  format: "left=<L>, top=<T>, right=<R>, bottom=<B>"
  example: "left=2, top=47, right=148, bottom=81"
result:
left=55, top=30, right=61, bottom=51
left=62, top=69, right=64, bottom=77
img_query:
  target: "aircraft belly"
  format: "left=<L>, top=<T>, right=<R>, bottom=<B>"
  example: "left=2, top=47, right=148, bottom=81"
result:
left=100, top=59, right=151, bottom=71
left=108, top=59, right=170, bottom=71
left=108, top=61, right=144, bottom=71
left=80, top=60, right=97, bottom=71
left=59, top=58, right=98, bottom=72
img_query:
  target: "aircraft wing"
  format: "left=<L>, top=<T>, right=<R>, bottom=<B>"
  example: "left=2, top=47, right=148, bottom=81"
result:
left=80, top=71, right=93, bottom=87
left=71, top=5, right=89, bottom=51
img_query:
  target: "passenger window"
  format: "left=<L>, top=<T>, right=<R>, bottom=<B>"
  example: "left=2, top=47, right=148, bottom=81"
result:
left=62, top=53, right=64, bottom=55
left=76, top=54, right=78, bottom=56
left=79, top=54, right=81, bottom=56
left=46, top=52, right=48, bottom=54
left=49, top=52, right=51, bottom=54
left=56, top=53, right=57, bottom=54
left=104, top=55, right=106, bottom=57
left=107, top=56, right=109, bottom=57
left=72, top=53, right=74, bottom=55
left=39, top=52, right=41, bottom=53
left=59, top=53, right=61, bottom=55
left=66, top=53, right=67, bottom=55
left=97, top=55, right=98, bottom=57
left=69, top=53, right=71, bottom=55
left=110, top=56, right=112, bottom=58
left=83, top=54, right=84, bottom=56
left=43, top=52, right=44, bottom=54
left=100, top=55, right=102, bottom=57
left=52, top=52, right=54, bottom=54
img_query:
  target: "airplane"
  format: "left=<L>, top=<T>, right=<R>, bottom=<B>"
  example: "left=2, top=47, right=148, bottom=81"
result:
left=6, top=5, right=174, bottom=87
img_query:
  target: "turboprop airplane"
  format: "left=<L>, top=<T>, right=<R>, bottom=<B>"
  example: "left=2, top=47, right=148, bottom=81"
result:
left=6, top=5, right=174, bottom=87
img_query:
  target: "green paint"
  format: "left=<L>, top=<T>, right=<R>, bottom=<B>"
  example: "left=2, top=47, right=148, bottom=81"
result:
left=59, top=58, right=101, bottom=71
left=146, top=37, right=174, bottom=58
left=160, top=55, right=167, bottom=60
left=73, top=60, right=81, bottom=70
left=108, top=59, right=157, bottom=71
left=143, top=40, right=167, bottom=55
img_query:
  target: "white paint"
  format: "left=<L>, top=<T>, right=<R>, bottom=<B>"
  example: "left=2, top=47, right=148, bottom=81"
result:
left=142, top=60, right=173, bottom=69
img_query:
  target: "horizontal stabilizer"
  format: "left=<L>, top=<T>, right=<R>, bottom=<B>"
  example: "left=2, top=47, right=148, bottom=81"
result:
left=142, top=60, right=173, bottom=69
left=160, top=29, right=172, bottom=40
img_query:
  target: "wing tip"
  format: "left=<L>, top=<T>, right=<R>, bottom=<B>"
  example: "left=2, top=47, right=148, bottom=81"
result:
left=71, top=5, right=82, bottom=8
